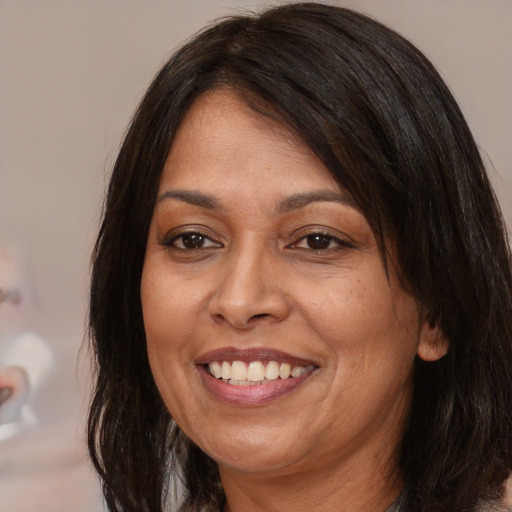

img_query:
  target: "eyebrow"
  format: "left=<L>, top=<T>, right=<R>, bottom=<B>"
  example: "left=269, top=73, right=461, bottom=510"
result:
left=157, top=189, right=356, bottom=213
left=275, top=190, right=357, bottom=213
left=157, top=190, right=222, bottom=209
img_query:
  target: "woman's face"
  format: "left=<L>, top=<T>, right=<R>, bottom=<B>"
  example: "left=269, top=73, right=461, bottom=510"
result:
left=141, top=89, right=444, bottom=479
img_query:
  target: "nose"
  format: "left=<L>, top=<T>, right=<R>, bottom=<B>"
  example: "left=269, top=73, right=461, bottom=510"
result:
left=208, top=245, right=290, bottom=330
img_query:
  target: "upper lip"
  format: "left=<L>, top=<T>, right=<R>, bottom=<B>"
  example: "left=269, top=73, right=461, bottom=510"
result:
left=195, top=347, right=319, bottom=367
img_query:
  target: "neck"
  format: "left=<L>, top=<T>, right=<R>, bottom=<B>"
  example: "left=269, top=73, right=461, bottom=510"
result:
left=220, top=443, right=402, bottom=512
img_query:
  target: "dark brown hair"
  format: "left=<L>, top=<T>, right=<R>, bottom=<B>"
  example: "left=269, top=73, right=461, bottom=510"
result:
left=88, top=3, right=512, bottom=511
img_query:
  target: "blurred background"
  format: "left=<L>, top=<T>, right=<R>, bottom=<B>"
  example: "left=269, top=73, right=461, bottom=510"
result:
left=0, top=1, right=510, bottom=510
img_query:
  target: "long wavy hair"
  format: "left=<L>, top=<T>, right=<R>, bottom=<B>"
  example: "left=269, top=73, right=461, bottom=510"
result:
left=88, top=3, right=512, bottom=511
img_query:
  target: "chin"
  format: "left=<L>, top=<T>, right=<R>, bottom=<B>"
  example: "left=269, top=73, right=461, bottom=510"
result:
left=192, top=423, right=309, bottom=474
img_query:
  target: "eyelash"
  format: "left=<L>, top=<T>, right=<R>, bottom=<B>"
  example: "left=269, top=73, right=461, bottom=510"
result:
left=161, top=230, right=222, bottom=250
left=161, top=228, right=353, bottom=254
left=287, top=231, right=354, bottom=253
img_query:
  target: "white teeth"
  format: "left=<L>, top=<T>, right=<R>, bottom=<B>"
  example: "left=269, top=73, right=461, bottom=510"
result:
left=210, top=361, right=222, bottom=379
left=291, top=366, right=306, bottom=378
left=248, top=361, right=266, bottom=381
left=208, top=360, right=314, bottom=384
left=265, top=361, right=279, bottom=380
left=229, top=379, right=251, bottom=386
left=221, top=361, right=231, bottom=380
left=231, top=361, right=247, bottom=381
left=279, top=363, right=291, bottom=379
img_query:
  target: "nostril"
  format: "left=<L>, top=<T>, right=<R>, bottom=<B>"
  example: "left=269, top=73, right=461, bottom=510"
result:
left=209, top=284, right=290, bottom=328
left=249, top=313, right=269, bottom=321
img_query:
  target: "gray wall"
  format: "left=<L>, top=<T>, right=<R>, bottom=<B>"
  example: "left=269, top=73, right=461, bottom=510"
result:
left=0, top=1, right=510, bottom=510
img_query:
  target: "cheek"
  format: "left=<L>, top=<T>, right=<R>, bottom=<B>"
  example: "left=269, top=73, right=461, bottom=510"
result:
left=141, top=258, right=204, bottom=347
left=143, top=303, right=199, bottom=436
left=295, top=272, right=420, bottom=375
left=141, top=263, right=195, bottom=402
left=298, top=280, right=419, bottom=442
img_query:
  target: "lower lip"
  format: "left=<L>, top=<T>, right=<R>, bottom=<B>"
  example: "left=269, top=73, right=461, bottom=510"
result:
left=197, top=365, right=316, bottom=406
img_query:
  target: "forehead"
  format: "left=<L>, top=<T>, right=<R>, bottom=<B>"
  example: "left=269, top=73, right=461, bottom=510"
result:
left=161, top=88, right=340, bottom=194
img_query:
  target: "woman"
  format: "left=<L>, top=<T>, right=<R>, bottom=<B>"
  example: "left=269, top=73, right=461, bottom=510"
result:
left=88, top=3, right=512, bottom=511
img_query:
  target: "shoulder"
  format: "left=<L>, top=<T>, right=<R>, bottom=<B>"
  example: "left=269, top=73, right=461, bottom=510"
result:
left=477, top=500, right=510, bottom=512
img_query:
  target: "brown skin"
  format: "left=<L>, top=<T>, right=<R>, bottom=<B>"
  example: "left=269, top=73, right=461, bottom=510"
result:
left=141, top=90, right=447, bottom=512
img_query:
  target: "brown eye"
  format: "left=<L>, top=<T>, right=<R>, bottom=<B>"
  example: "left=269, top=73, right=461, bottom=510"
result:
left=305, top=234, right=332, bottom=250
left=167, top=231, right=222, bottom=250
left=289, top=231, right=354, bottom=252
left=180, top=233, right=207, bottom=249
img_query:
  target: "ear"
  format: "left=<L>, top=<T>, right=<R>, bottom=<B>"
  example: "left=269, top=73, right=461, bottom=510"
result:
left=417, top=313, right=449, bottom=362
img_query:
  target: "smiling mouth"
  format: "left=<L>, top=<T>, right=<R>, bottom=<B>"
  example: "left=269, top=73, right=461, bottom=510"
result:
left=207, top=360, right=317, bottom=385
left=196, top=348, right=319, bottom=405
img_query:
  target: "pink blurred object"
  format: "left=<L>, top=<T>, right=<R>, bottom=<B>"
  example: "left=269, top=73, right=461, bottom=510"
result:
left=0, top=287, right=21, bottom=305
left=0, top=332, right=53, bottom=440
left=0, top=243, right=104, bottom=510
left=0, top=365, right=32, bottom=428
